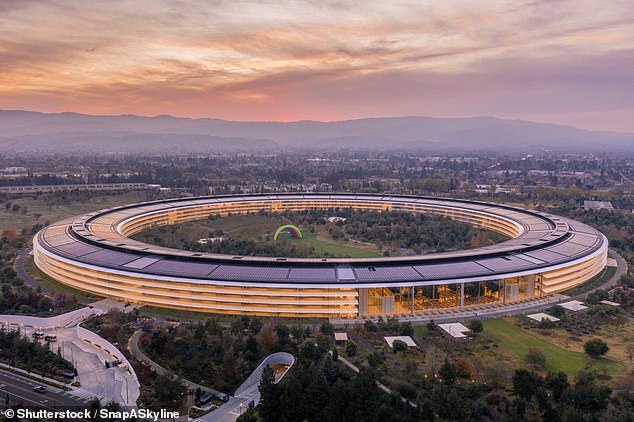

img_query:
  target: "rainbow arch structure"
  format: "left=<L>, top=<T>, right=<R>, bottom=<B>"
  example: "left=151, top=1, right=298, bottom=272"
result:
left=273, top=224, right=303, bottom=240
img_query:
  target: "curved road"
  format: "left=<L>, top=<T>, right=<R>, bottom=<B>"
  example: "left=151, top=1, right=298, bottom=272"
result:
left=573, top=249, right=627, bottom=301
left=15, top=247, right=44, bottom=292
left=128, top=331, right=224, bottom=397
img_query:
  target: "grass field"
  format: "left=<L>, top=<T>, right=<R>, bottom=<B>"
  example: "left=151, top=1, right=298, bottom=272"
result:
left=484, top=318, right=623, bottom=376
left=0, top=191, right=156, bottom=232
left=291, top=231, right=381, bottom=258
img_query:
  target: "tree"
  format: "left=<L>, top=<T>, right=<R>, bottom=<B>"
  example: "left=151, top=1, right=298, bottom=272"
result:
left=258, top=366, right=281, bottom=422
left=439, top=357, right=457, bottom=386
left=154, top=373, right=186, bottom=406
left=319, top=321, right=334, bottom=336
left=544, top=371, right=569, bottom=402
left=584, top=339, right=609, bottom=359
left=367, top=351, right=385, bottom=369
left=547, top=305, right=565, bottom=318
left=525, top=347, right=546, bottom=369
left=625, top=343, right=634, bottom=363
left=524, top=397, right=544, bottom=422
left=468, top=319, right=483, bottom=333
left=364, top=319, right=378, bottom=332
left=538, top=318, right=556, bottom=329
left=513, top=369, right=543, bottom=400
left=345, top=341, right=358, bottom=357
left=399, top=321, right=414, bottom=336
left=392, top=339, right=408, bottom=353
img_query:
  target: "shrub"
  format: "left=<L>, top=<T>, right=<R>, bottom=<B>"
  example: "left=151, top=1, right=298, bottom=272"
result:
left=468, top=319, right=483, bottom=333
left=525, top=347, right=546, bottom=369
left=584, top=339, right=609, bottom=359
left=392, top=339, right=408, bottom=353
left=538, top=318, right=556, bottom=329
left=548, top=305, right=565, bottom=318
left=345, top=341, right=358, bottom=357
left=399, top=321, right=414, bottom=336
left=364, top=319, right=378, bottom=332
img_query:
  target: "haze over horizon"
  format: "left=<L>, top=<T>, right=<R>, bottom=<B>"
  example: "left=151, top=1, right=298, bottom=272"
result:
left=2, top=1, right=634, bottom=132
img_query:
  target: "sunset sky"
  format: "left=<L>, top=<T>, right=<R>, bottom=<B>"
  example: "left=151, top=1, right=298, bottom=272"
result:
left=1, top=0, right=633, bottom=131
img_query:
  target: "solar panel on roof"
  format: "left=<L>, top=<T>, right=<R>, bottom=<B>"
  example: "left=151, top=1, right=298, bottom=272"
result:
left=81, top=249, right=141, bottom=266
left=476, top=256, right=534, bottom=272
left=211, top=265, right=290, bottom=281
left=567, top=234, right=598, bottom=247
left=144, top=260, right=218, bottom=277
left=123, top=256, right=161, bottom=269
left=524, top=249, right=566, bottom=262
left=546, top=243, right=589, bottom=258
left=44, top=234, right=76, bottom=247
left=288, top=267, right=337, bottom=282
left=515, top=254, right=545, bottom=264
left=55, top=242, right=101, bottom=257
left=414, top=261, right=491, bottom=279
left=353, top=266, right=421, bottom=281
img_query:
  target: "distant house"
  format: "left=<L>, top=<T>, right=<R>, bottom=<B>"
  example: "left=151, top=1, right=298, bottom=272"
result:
left=582, top=200, right=614, bottom=212
left=334, top=332, right=348, bottom=344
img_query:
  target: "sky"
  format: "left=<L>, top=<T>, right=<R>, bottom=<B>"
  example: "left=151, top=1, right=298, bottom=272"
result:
left=1, top=0, right=634, bottom=131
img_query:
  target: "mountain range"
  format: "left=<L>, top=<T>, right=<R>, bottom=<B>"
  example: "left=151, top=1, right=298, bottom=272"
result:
left=1, top=110, right=632, bottom=153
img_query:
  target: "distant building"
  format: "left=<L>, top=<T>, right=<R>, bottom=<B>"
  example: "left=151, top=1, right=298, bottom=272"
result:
left=334, top=332, right=348, bottom=343
left=582, top=200, right=614, bottom=212
left=327, top=216, right=347, bottom=223
left=0, top=183, right=160, bottom=194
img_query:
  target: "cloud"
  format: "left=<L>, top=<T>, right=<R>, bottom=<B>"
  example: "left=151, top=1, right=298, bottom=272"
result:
left=0, top=0, right=633, bottom=130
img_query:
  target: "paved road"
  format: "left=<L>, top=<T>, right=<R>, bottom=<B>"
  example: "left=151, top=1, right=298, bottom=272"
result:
left=128, top=331, right=225, bottom=397
left=0, top=369, right=88, bottom=411
left=14, top=247, right=45, bottom=293
left=0, top=309, right=139, bottom=407
left=574, top=249, right=628, bottom=301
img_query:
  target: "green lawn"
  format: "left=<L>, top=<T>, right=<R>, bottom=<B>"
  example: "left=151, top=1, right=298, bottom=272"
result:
left=484, top=319, right=623, bottom=376
left=413, top=324, right=428, bottom=338
left=291, top=231, right=382, bottom=258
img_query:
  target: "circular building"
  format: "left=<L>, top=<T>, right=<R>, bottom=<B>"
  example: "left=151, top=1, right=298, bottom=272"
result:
left=33, top=193, right=607, bottom=318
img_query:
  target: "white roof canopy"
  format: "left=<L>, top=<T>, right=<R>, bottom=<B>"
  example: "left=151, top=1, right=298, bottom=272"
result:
left=438, top=322, right=470, bottom=338
left=384, top=336, right=417, bottom=348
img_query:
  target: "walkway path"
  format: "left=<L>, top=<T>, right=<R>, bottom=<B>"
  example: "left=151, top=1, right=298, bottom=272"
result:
left=331, top=294, right=567, bottom=326
left=15, top=247, right=42, bottom=292
left=332, top=249, right=629, bottom=326
left=128, top=331, right=225, bottom=397
left=334, top=353, right=415, bottom=407
left=0, top=308, right=140, bottom=407
left=198, top=352, right=295, bottom=422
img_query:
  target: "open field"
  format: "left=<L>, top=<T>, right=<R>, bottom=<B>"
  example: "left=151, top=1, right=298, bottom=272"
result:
left=0, top=191, right=156, bottom=232
left=134, top=212, right=383, bottom=258
left=291, top=230, right=382, bottom=258
left=484, top=318, right=624, bottom=376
